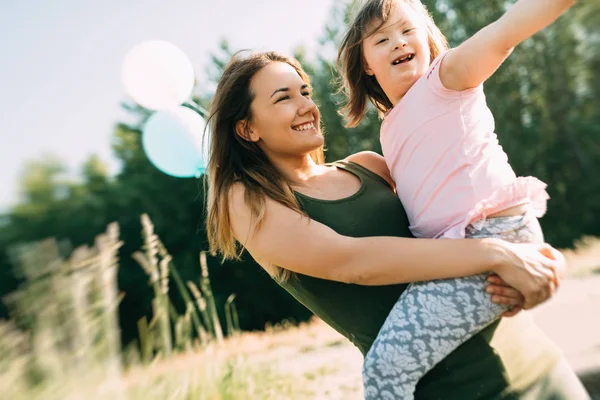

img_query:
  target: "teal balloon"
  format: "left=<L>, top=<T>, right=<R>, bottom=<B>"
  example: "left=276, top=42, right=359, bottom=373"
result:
left=142, top=106, right=208, bottom=178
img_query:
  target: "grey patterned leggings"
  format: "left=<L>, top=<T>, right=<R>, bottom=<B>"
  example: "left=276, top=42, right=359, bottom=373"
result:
left=363, top=213, right=544, bottom=400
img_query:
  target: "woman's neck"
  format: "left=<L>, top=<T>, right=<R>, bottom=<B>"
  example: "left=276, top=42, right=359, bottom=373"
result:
left=269, top=153, right=327, bottom=187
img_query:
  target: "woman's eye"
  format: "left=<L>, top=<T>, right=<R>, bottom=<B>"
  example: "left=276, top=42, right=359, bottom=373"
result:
left=403, top=28, right=415, bottom=34
left=302, top=92, right=311, bottom=97
left=276, top=95, right=290, bottom=103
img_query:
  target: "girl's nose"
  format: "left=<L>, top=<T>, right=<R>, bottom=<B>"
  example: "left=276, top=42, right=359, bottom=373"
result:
left=392, top=33, right=408, bottom=50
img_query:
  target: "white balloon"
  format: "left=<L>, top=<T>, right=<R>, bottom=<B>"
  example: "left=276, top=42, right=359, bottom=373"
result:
left=121, top=40, right=195, bottom=111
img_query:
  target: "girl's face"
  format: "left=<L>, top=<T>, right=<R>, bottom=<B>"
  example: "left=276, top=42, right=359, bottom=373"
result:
left=362, top=1, right=431, bottom=105
left=240, top=62, right=323, bottom=160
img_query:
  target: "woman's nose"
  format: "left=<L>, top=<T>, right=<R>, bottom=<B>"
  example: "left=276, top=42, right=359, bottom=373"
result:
left=298, top=96, right=317, bottom=115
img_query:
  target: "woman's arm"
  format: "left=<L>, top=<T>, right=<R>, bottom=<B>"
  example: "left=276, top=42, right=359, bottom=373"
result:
left=441, top=0, right=576, bottom=91
left=228, top=182, right=563, bottom=309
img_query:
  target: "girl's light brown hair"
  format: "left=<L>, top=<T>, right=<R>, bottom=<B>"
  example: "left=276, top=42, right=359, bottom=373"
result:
left=205, top=51, right=324, bottom=282
left=337, top=0, right=448, bottom=127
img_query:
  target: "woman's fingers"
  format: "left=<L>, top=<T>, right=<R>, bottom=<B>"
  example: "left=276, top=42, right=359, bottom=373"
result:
left=521, top=266, right=556, bottom=309
left=549, top=247, right=567, bottom=284
left=486, top=275, right=526, bottom=314
left=486, top=274, right=508, bottom=286
left=486, top=275, right=526, bottom=316
left=491, top=295, right=523, bottom=306
left=493, top=241, right=564, bottom=310
left=538, top=244, right=566, bottom=287
left=521, top=246, right=564, bottom=309
left=487, top=284, right=524, bottom=303
left=501, top=305, right=522, bottom=318
left=538, top=245, right=559, bottom=285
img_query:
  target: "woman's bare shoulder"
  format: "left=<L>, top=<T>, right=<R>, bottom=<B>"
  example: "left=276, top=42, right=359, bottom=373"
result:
left=344, top=151, right=395, bottom=189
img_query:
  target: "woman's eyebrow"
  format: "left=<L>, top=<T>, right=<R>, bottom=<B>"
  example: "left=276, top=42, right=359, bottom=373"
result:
left=270, top=84, right=309, bottom=98
left=270, top=87, right=289, bottom=98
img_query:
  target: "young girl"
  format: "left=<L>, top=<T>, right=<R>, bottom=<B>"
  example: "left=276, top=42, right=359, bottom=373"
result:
left=338, top=0, right=577, bottom=398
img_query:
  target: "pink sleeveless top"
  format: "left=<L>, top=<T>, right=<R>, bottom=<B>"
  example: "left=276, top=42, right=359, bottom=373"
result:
left=380, top=51, right=548, bottom=239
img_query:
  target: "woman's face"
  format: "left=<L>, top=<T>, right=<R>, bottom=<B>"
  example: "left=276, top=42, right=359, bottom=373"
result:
left=242, top=61, right=323, bottom=158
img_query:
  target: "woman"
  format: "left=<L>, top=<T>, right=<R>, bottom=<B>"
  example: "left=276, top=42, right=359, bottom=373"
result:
left=205, top=51, right=588, bottom=399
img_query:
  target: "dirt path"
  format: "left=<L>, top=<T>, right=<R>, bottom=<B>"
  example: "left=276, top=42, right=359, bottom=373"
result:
left=273, top=276, right=600, bottom=399
left=529, top=275, right=600, bottom=397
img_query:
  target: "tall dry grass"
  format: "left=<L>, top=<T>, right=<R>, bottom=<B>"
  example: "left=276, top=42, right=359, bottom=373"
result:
left=0, top=215, right=302, bottom=400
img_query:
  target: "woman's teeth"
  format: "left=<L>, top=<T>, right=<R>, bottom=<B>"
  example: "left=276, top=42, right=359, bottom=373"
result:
left=292, top=122, right=315, bottom=131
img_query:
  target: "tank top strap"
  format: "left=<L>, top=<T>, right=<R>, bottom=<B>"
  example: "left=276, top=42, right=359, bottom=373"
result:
left=330, top=160, right=393, bottom=191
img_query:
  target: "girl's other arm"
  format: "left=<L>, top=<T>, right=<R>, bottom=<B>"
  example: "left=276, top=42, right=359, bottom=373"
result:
left=441, top=0, right=576, bottom=91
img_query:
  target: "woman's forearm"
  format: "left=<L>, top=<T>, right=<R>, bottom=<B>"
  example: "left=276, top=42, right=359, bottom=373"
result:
left=234, top=194, right=556, bottom=295
left=333, top=236, right=504, bottom=285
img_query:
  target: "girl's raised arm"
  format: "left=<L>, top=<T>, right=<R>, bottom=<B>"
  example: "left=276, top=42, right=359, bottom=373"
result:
left=441, top=0, right=576, bottom=91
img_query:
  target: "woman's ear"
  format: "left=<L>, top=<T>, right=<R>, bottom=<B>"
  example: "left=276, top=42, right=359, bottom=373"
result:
left=235, top=119, right=259, bottom=142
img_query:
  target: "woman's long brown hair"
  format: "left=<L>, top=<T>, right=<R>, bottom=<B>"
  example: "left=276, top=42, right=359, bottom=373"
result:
left=206, top=51, right=324, bottom=282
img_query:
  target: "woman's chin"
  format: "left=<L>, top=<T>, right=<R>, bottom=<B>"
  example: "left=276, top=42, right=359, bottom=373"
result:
left=308, top=133, right=325, bottom=148
left=294, top=138, right=324, bottom=157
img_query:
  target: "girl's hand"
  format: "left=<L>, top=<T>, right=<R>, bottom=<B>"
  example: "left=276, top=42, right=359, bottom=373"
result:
left=486, top=274, right=524, bottom=317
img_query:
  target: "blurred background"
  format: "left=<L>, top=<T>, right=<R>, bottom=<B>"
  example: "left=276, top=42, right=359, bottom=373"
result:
left=1, top=1, right=599, bottom=399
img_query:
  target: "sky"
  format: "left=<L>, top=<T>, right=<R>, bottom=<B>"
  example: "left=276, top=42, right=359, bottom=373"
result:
left=0, top=0, right=338, bottom=210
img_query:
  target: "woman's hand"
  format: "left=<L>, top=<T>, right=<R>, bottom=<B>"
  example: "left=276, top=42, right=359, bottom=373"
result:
left=486, top=275, right=524, bottom=317
left=490, top=240, right=566, bottom=309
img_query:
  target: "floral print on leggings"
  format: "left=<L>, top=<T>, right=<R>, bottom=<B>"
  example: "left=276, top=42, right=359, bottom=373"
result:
left=363, top=213, right=544, bottom=400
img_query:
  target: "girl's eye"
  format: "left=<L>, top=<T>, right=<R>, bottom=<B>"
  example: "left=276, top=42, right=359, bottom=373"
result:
left=302, top=92, right=311, bottom=97
left=376, top=38, right=387, bottom=45
left=403, top=28, right=415, bottom=34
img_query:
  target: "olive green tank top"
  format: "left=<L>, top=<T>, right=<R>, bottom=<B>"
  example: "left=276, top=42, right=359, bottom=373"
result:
left=279, top=160, right=561, bottom=399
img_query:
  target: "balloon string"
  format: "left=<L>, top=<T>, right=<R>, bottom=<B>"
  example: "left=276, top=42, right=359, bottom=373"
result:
left=195, top=161, right=207, bottom=178
left=183, top=101, right=208, bottom=117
